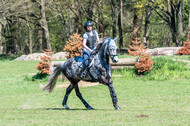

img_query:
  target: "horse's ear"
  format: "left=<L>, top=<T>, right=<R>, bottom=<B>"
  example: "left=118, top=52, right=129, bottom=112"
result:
left=114, top=36, right=118, bottom=42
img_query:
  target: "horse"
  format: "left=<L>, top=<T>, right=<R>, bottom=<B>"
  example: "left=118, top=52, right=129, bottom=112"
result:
left=41, top=37, right=121, bottom=110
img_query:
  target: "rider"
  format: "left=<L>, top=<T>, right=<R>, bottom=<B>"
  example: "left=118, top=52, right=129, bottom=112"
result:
left=81, top=21, right=100, bottom=78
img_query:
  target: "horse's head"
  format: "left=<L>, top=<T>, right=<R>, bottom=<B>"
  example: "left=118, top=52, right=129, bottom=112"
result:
left=104, top=37, right=118, bottom=63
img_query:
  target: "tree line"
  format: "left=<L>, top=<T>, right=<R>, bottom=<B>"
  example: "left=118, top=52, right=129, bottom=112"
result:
left=0, top=0, right=190, bottom=55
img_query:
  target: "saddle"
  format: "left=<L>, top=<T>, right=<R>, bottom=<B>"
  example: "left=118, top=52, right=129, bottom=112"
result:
left=80, top=54, right=96, bottom=78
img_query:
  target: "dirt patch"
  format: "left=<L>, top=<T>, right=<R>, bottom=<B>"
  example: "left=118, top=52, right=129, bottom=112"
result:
left=136, top=114, right=149, bottom=118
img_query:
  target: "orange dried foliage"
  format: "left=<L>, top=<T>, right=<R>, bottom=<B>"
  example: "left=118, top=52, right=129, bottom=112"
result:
left=36, top=49, right=54, bottom=74
left=135, top=55, right=154, bottom=73
left=177, top=35, right=190, bottom=55
left=64, top=33, right=83, bottom=59
left=128, top=38, right=154, bottom=74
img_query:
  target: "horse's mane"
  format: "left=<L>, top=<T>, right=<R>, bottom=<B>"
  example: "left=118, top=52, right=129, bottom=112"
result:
left=102, top=37, right=110, bottom=42
left=95, top=37, right=110, bottom=51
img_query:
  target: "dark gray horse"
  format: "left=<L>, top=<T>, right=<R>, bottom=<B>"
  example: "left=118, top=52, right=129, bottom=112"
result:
left=41, top=37, right=120, bottom=110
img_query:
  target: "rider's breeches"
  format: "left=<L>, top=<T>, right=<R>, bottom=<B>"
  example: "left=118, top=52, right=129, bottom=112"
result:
left=83, top=47, right=94, bottom=66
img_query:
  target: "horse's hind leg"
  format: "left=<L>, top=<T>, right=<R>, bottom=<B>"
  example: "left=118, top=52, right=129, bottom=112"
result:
left=62, top=84, right=74, bottom=110
left=75, top=84, right=94, bottom=110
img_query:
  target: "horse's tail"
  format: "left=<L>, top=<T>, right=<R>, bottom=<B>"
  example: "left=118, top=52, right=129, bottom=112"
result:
left=40, top=63, right=64, bottom=93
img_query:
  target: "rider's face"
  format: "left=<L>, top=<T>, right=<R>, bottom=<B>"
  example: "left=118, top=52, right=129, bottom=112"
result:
left=87, top=25, right=92, bottom=31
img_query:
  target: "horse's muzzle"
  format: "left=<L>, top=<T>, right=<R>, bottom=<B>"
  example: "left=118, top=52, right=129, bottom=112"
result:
left=112, top=56, right=118, bottom=63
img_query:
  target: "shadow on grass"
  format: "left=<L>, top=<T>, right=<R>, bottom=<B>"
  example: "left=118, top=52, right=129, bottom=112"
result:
left=44, top=108, right=108, bottom=111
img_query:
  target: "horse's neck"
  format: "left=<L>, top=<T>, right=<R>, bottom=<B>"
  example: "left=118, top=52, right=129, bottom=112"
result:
left=98, top=42, right=109, bottom=65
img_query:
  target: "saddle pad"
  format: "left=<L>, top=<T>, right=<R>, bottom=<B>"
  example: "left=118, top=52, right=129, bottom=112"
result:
left=74, top=56, right=84, bottom=62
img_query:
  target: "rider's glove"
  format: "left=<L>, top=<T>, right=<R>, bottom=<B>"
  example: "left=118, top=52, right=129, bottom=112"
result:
left=91, top=50, right=96, bottom=55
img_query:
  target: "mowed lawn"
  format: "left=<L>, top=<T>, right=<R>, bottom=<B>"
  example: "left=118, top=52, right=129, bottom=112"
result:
left=0, top=59, right=190, bottom=126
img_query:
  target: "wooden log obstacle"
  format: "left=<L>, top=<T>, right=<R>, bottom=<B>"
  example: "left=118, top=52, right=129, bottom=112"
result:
left=50, top=59, right=136, bottom=72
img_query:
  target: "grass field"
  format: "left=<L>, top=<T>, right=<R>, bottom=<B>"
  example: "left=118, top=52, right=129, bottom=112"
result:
left=0, top=55, right=190, bottom=126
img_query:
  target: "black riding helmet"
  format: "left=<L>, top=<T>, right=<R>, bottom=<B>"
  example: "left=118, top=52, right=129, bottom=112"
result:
left=84, top=21, right=93, bottom=30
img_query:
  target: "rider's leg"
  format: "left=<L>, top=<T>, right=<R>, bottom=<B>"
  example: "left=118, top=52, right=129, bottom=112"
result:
left=80, top=53, right=88, bottom=78
left=62, top=83, right=74, bottom=110
left=74, top=84, right=94, bottom=109
left=81, top=48, right=90, bottom=78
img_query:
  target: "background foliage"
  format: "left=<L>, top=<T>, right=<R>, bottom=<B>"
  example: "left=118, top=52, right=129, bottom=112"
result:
left=0, top=0, right=190, bottom=55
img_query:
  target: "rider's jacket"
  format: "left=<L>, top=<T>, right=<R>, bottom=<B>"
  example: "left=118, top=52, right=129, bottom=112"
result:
left=84, top=30, right=97, bottom=49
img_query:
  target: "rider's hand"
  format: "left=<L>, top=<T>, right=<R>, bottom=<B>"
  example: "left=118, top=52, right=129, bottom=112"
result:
left=91, top=50, right=96, bottom=55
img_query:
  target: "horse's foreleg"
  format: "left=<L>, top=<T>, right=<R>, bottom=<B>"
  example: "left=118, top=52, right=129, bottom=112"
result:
left=62, top=84, right=74, bottom=110
left=75, top=84, right=94, bottom=110
left=108, top=84, right=120, bottom=110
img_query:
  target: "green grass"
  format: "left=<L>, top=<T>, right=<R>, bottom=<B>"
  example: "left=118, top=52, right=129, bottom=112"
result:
left=162, top=55, right=190, bottom=60
left=119, top=54, right=190, bottom=61
left=143, top=57, right=190, bottom=81
left=0, top=56, right=190, bottom=125
left=118, top=54, right=136, bottom=59
left=0, top=54, right=21, bottom=61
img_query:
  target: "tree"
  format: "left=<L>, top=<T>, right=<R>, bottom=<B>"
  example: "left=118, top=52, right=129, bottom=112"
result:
left=188, top=4, right=190, bottom=36
left=0, top=0, right=31, bottom=54
left=0, top=23, right=2, bottom=54
left=39, top=0, right=51, bottom=50
left=151, top=0, right=187, bottom=46
left=30, top=0, right=52, bottom=50
left=143, top=6, right=153, bottom=48
left=118, top=0, right=123, bottom=48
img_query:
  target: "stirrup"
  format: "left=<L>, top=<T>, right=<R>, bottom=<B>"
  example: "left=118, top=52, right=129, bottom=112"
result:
left=81, top=72, right=86, bottom=78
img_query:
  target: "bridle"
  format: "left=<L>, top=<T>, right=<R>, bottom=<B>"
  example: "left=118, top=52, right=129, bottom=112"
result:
left=107, top=38, right=118, bottom=57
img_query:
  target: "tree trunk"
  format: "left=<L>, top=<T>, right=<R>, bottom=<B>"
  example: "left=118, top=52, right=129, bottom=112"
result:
left=112, top=15, right=117, bottom=38
left=57, top=10, right=69, bottom=39
left=101, top=1, right=105, bottom=36
left=167, top=0, right=171, bottom=12
left=87, top=0, right=94, bottom=21
left=26, top=2, right=33, bottom=54
left=0, top=23, right=3, bottom=54
left=132, top=9, right=140, bottom=41
left=111, top=0, right=117, bottom=38
left=40, top=0, right=51, bottom=50
left=26, top=22, right=33, bottom=54
left=188, top=5, right=190, bottom=36
left=77, top=1, right=83, bottom=34
left=182, top=0, right=184, bottom=25
left=169, top=23, right=177, bottom=46
left=38, top=26, right=43, bottom=51
left=68, top=10, right=72, bottom=36
left=177, top=1, right=183, bottom=46
left=170, top=4, right=178, bottom=46
left=97, top=1, right=105, bottom=37
left=118, top=0, right=123, bottom=48
left=143, top=6, right=152, bottom=48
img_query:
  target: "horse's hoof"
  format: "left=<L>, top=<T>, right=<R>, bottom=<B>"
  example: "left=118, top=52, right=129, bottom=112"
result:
left=63, top=105, right=70, bottom=110
left=87, top=106, right=94, bottom=110
left=115, top=105, right=121, bottom=110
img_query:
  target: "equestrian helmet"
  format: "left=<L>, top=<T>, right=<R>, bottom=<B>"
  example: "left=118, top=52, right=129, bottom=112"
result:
left=84, top=21, right=93, bottom=27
